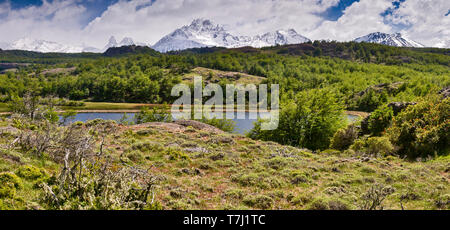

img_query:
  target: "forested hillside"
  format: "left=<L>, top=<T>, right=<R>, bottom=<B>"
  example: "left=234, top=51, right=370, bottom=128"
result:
left=1, top=42, right=449, bottom=107
left=0, top=42, right=448, bottom=210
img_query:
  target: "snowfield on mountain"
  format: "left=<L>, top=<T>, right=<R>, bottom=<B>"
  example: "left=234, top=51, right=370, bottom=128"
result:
left=354, top=32, right=424, bottom=48
left=152, top=19, right=311, bottom=52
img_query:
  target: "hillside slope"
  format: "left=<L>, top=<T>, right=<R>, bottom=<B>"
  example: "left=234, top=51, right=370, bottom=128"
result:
left=1, top=119, right=448, bottom=210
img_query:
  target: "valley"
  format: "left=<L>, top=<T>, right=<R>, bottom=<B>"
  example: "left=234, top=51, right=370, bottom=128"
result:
left=0, top=39, right=448, bottom=210
left=1, top=117, right=448, bottom=210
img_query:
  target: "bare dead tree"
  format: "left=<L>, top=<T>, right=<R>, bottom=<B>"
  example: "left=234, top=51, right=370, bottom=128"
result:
left=16, top=120, right=58, bottom=157
left=38, top=121, right=159, bottom=210
left=9, top=93, right=40, bottom=120
left=9, top=97, right=160, bottom=210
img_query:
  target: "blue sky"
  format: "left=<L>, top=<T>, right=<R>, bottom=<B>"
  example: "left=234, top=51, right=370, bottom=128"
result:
left=320, top=0, right=360, bottom=21
left=8, top=0, right=43, bottom=9
left=9, top=0, right=115, bottom=11
left=0, top=0, right=448, bottom=48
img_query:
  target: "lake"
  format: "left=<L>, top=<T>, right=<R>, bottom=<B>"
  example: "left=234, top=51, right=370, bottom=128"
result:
left=64, top=112, right=361, bottom=135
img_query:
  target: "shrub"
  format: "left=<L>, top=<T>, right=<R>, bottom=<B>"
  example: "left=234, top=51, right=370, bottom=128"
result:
left=307, top=198, right=329, bottom=210
left=17, top=165, right=48, bottom=181
left=360, top=184, right=395, bottom=210
left=290, top=194, right=313, bottom=206
left=351, top=136, right=394, bottom=156
left=365, top=137, right=394, bottom=155
left=328, top=200, right=351, bottom=210
left=125, top=151, right=145, bottom=163
left=224, top=189, right=244, bottom=200
left=165, top=148, right=190, bottom=161
left=353, top=89, right=388, bottom=112
left=307, top=198, right=350, bottom=210
left=85, top=118, right=116, bottom=127
left=0, top=172, right=23, bottom=199
left=249, top=89, right=345, bottom=150
left=136, top=129, right=156, bottom=136
left=17, top=120, right=160, bottom=210
left=434, top=194, right=450, bottom=210
left=0, top=172, right=23, bottom=190
left=264, top=157, right=288, bottom=170
left=143, top=201, right=164, bottom=210
left=8, top=94, right=40, bottom=120
left=330, top=124, right=359, bottom=150
left=243, top=195, right=274, bottom=209
left=387, top=97, right=449, bottom=158
left=290, top=170, right=310, bottom=185
left=135, top=107, right=172, bottom=124
left=197, top=117, right=236, bottom=133
left=232, top=173, right=259, bottom=187
left=42, top=156, right=158, bottom=210
left=132, top=142, right=164, bottom=152
left=367, top=105, right=394, bottom=136
left=232, top=173, right=285, bottom=189
left=60, top=110, right=78, bottom=125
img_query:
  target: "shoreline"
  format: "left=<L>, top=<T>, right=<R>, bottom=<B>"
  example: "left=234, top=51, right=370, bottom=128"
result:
left=1, top=110, right=370, bottom=116
left=1, top=109, right=273, bottom=115
left=345, top=111, right=370, bottom=118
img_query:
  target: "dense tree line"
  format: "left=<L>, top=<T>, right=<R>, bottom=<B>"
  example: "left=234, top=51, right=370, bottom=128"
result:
left=1, top=43, right=448, bottom=111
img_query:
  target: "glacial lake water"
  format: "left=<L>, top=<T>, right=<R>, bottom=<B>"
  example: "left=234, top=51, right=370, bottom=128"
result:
left=64, top=112, right=360, bottom=135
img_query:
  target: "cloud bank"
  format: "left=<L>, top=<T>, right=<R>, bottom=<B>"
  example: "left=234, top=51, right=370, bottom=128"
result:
left=0, top=0, right=448, bottom=48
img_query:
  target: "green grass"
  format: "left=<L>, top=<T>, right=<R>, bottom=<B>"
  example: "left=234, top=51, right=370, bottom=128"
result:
left=1, top=119, right=448, bottom=210
left=0, top=102, right=160, bottom=112
left=0, top=103, right=9, bottom=112
left=0, top=101, right=271, bottom=113
left=60, top=102, right=168, bottom=111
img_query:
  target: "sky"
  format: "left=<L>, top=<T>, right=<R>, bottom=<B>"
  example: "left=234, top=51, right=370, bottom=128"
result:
left=0, top=0, right=448, bottom=48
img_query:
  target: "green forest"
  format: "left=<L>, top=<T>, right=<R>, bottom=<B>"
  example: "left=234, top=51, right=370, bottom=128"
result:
left=0, top=41, right=448, bottom=210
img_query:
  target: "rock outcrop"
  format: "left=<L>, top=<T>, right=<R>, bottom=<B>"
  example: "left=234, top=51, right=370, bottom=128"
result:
left=388, top=102, right=417, bottom=115
left=357, top=82, right=405, bottom=97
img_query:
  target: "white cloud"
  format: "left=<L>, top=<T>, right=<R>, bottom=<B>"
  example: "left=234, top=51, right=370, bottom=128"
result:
left=0, top=0, right=87, bottom=45
left=386, top=0, right=450, bottom=47
left=82, top=0, right=340, bottom=47
left=308, top=0, right=394, bottom=41
left=0, top=0, right=448, bottom=48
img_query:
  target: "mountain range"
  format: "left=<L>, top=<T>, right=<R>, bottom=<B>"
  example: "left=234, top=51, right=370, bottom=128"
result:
left=152, top=19, right=311, bottom=52
left=5, top=38, right=84, bottom=53
left=0, top=36, right=145, bottom=53
left=354, top=32, right=424, bottom=48
left=0, top=19, right=445, bottom=53
left=102, top=36, right=147, bottom=52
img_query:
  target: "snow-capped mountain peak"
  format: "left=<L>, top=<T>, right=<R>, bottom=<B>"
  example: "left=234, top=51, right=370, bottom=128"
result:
left=119, top=37, right=135, bottom=46
left=108, top=36, right=118, bottom=44
left=152, top=19, right=234, bottom=52
left=8, top=37, right=83, bottom=53
left=1, top=36, right=141, bottom=53
left=188, top=18, right=223, bottom=32
left=102, top=36, right=137, bottom=51
left=354, top=32, right=424, bottom=48
left=255, top=29, right=311, bottom=47
left=152, top=18, right=311, bottom=53
left=103, top=36, right=119, bottom=51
